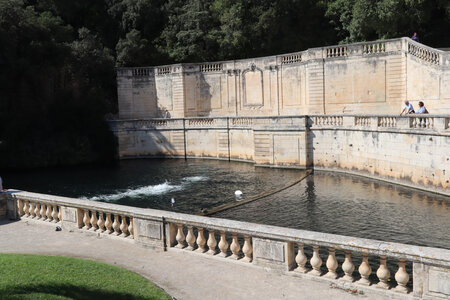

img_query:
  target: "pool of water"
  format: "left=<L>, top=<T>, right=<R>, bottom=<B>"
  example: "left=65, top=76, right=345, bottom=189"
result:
left=3, top=159, right=302, bottom=214
left=3, top=159, right=450, bottom=249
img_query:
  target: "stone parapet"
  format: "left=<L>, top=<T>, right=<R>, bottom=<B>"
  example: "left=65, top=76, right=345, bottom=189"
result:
left=5, top=190, right=450, bottom=299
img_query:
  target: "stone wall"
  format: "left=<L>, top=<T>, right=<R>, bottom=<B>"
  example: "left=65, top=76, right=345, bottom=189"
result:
left=110, top=115, right=450, bottom=195
left=117, top=38, right=450, bottom=118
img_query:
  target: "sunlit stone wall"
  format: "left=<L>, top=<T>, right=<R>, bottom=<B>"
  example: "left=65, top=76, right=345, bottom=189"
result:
left=110, top=115, right=450, bottom=195
left=117, top=38, right=450, bottom=118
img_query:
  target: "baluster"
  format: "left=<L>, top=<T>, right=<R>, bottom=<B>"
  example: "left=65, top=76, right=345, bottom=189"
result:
left=394, top=259, right=409, bottom=293
left=206, top=230, right=218, bottom=255
left=242, top=236, right=253, bottom=262
left=97, top=212, right=105, bottom=233
left=376, top=256, right=390, bottom=289
left=175, top=224, right=186, bottom=248
left=89, top=211, right=98, bottom=231
left=51, top=205, right=59, bottom=223
left=39, top=203, right=46, bottom=221
left=128, top=217, right=134, bottom=239
left=112, top=214, right=121, bottom=235
left=230, top=234, right=241, bottom=259
left=46, top=204, right=53, bottom=222
left=28, top=202, right=34, bottom=218
left=195, top=228, right=207, bottom=253
left=119, top=216, right=129, bottom=237
left=105, top=213, right=113, bottom=234
left=58, top=207, right=62, bottom=222
left=309, top=246, right=322, bottom=276
left=324, top=248, right=338, bottom=279
left=340, top=251, right=355, bottom=282
left=185, top=226, right=196, bottom=250
left=18, top=200, right=25, bottom=216
left=218, top=231, right=229, bottom=257
left=82, top=209, right=90, bottom=229
left=294, top=243, right=308, bottom=273
left=357, top=253, right=372, bottom=285
left=23, top=200, right=29, bottom=217
left=34, top=203, right=41, bottom=219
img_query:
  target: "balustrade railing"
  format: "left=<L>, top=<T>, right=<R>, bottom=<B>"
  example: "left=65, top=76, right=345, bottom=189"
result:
left=77, top=209, right=134, bottom=239
left=326, top=46, right=348, bottom=58
left=17, top=198, right=62, bottom=223
left=281, top=53, right=302, bottom=64
left=188, top=118, right=216, bottom=127
left=132, top=68, right=152, bottom=76
left=355, top=116, right=371, bottom=127
left=6, top=191, right=450, bottom=299
left=313, top=116, right=343, bottom=127
left=291, top=243, right=410, bottom=292
left=363, top=42, right=386, bottom=54
left=407, top=42, right=441, bottom=65
left=169, top=223, right=253, bottom=262
left=230, top=118, right=253, bottom=127
left=410, top=116, right=434, bottom=129
left=157, top=66, right=171, bottom=75
left=200, top=64, right=223, bottom=72
left=378, top=116, right=397, bottom=128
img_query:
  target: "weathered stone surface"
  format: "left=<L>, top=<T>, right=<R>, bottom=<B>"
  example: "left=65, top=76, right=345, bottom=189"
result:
left=117, top=38, right=450, bottom=118
left=111, top=115, right=450, bottom=195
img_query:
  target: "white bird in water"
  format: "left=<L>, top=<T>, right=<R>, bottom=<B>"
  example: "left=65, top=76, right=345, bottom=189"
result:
left=235, top=190, right=243, bottom=197
left=171, top=198, right=175, bottom=207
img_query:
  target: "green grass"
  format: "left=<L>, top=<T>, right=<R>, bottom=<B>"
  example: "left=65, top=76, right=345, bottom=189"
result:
left=0, top=254, right=172, bottom=300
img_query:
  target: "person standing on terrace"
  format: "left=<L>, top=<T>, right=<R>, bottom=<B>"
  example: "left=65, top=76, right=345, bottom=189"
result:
left=412, top=32, right=419, bottom=42
left=400, top=100, right=415, bottom=115
left=416, top=101, right=429, bottom=114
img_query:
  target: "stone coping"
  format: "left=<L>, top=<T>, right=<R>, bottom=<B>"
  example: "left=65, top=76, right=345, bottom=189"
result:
left=8, top=190, right=450, bottom=268
left=117, top=37, right=449, bottom=70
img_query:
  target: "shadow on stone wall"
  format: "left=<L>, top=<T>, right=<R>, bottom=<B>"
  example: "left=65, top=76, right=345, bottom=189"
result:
left=196, top=73, right=212, bottom=117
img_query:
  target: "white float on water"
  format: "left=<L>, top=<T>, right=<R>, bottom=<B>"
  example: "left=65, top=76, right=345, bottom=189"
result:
left=235, top=190, right=243, bottom=197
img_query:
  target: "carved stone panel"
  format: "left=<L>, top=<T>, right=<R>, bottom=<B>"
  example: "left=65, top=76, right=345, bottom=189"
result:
left=242, top=65, right=264, bottom=107
left=281, top=66, right=302, bottom=107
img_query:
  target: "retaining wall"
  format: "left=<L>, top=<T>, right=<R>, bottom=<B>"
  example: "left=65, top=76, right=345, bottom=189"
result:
left=110, top=115, right=450, bottom=195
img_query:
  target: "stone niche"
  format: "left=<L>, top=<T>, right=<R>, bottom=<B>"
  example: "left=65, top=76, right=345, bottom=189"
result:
left=242, top=64, right=264, bottom=107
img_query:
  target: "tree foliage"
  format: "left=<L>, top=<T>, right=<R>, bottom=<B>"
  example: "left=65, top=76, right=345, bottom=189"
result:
left=0, top=0, right=448, bottom=168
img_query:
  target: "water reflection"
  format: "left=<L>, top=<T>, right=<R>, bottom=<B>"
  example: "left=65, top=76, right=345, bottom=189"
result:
left=216, top=172, right=450, bottom=249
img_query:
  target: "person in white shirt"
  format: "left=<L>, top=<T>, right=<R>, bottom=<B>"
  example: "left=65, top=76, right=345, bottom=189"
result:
left=400, top=100, right=415, bottom=115
left=416, top=101, right=429, bottom=114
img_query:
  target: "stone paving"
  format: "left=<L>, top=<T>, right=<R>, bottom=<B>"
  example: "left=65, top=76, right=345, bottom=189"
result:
left=0, top=220, right=405, bottom=300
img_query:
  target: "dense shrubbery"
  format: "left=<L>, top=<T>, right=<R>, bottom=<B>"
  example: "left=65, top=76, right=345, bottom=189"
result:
left=0, top=0, right=448, bottom=168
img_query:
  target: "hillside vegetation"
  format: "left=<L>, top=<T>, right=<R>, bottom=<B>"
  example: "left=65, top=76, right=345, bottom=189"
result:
left=0, top=0, right=448, bottom=168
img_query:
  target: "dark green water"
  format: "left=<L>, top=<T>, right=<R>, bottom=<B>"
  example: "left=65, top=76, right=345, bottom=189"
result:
left=3, top=159, right=450, bottom=249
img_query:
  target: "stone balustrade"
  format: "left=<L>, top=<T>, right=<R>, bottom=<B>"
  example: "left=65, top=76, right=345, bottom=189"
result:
left=114, top=115, right=450, bottom=132
left=16, top=197, right=62, bottom=223
left=407, top=40, right=441, bottom=65
left=77, top=208, right=134, bottom=238
left=363, top=42, right=386, bottom=54
left=4, top=190, right=450, bottom=299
